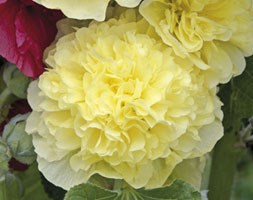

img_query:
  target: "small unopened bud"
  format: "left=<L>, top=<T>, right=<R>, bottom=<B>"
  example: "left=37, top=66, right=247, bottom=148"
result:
left=2, top=114, right=36, bottom=165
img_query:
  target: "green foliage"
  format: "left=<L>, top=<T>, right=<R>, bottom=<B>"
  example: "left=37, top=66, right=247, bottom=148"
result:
left=64, top=180, right=201, bottom=200
left=0, top=114, right=40, bottom=200
left=0, top=65, right=6, bottom=93
left=0, top=138, right=11, bottom=178
left=0, top=105, right=9, bottom=125
left=64, top=182, right=117, bottom=200
left=0, top=63, right=31, bottom=124
left=4, top=172, right=24, bottom=200
left=2, top=114, right=36, bottom=165
left=41, top=174, right=67, bottom=200
left=0, top=162, right=52, bottom=200
left=137, top=180, right=201, bottom=200
left=0, top=64, right=31, bottom=121
left=0, top=172, right=23, bottom=200
left=15, top=163, right=52, bottom=200
left=89, top=174, right=115, bottom=190
left=232, top=150, right=253, bottom=200
left=3, top=64, right=31, bottom=99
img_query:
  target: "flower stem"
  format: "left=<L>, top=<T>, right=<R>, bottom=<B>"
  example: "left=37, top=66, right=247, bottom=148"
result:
left=113, top=179, right=123, bottom=191
left=208, top=131, right=243, bottom=200
left=0, top=87, right=16, bottom=109
left=0, top=179, right=7, bottom=200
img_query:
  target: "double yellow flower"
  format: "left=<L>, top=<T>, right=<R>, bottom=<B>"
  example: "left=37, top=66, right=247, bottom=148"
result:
left=27, top=0, right=253, bottom=190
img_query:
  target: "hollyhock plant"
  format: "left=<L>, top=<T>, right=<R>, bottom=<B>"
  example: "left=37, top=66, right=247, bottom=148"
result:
left=0, top=1, right=253, bottom=200
left=0, top=0, right=63, bottom=78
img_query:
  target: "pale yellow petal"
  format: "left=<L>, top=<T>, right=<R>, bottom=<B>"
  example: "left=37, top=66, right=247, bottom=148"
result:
left=34, top=0, right=110, bottom=21
left=116, top=0, right=142, bottom=7
left=27, top=80, right=44, bottom=112
left=37, top=155, right=88, bottom=190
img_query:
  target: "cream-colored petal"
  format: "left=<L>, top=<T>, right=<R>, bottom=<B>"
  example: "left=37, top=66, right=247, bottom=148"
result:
left=37, top=155, right=88, bottom=190
left=193, top=120, right=223, bottom=157
left=116, top=0, right=142, bottom=7
left=27, top=81, right=44, bottom=112
left=55, top=128, right=81, bottom=150
left=32, top=134, right=68, bottom=161
left=166, top=157, right=205, bottom=189
left=145, top=152, right=182, bottom=189
left=25, top=112, right=41, bottom=134
left=34, top=0, right=110, bottom=21
left=139, top=0, right=188, bottom=56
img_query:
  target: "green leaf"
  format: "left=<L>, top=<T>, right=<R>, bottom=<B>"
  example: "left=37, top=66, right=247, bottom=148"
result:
left=15, top=163, right=52, bottom=200
left=64, top=180, right=201, bottom=200
left=64, top=183, right=118, bottom=200
left=137, top=180, right=201, bottom=200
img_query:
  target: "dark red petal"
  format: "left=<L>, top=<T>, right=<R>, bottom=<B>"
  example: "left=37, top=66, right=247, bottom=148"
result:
left=0, top=0, right=63, bottom=78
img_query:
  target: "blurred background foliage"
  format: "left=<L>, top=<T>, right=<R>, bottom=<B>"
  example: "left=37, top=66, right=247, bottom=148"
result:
left=232, top=149, right=253, bottom=200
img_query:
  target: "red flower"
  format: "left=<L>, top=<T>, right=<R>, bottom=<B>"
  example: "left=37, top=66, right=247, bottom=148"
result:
left=0, top=0, right=63, bottom=78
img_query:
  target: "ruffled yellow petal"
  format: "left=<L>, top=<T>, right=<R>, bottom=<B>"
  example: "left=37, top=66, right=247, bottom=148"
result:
left=139, top=0, right=253, bottom=84
left=26, top=10, right=223, bottom=189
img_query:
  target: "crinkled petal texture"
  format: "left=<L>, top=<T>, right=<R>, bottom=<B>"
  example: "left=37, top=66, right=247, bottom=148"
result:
left=140, top=0, right=253, bottom=87
left=0, top=0, right=62, bottom=78
left=33, top=0, right=141, bottom=21
left=26, top=10, right=223, bottom=190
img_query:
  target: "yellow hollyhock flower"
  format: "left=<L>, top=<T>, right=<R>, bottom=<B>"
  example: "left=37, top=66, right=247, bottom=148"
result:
left=33, top=0, right=141, bottom=21
left=140, top=0, right=253, bottom=86
left=26, top=10, right=223, bottom=190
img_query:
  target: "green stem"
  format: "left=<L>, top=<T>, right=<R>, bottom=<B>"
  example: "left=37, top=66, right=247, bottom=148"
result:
left=0, top=179, right=8, bottom=200
left=120, top=182, right=142, bottom=200
left=0, top=87, right=15, bottom=109
left=88, top=175, right=114, bottom=190
left=113, top=179, right=123, bottom=191
left=208, top=131, right=243, bottom=200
